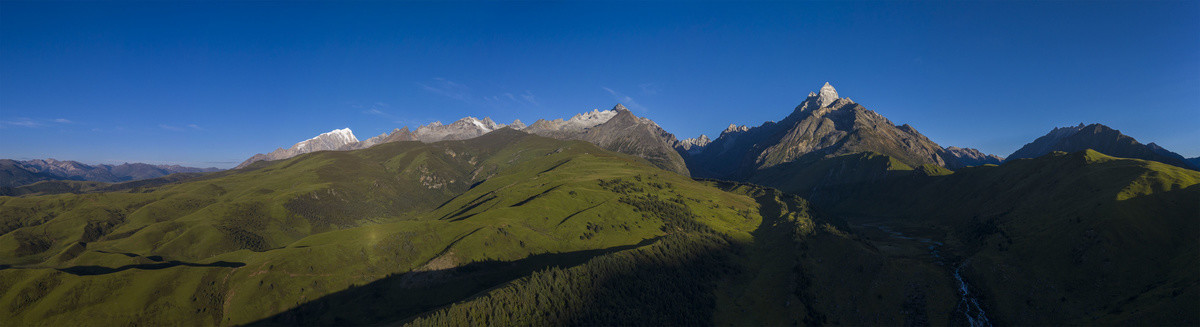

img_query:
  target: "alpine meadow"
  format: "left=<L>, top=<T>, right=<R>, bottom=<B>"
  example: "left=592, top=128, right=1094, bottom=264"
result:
left=1, top=1, right=1197, bottom=326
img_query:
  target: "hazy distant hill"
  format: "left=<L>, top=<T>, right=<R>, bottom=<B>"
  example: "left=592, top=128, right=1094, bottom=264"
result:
left=1006, top=123, right=1196, bottom=170
left=0, top=158, right=221, bottom=187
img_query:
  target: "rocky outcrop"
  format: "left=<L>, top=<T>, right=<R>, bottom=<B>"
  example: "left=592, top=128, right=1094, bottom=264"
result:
left=412, top=117, right=505, bottom=143
left=723, top=124, right=750, bottom=134
left=675, top=135, right=711, bottom=155
left=945, top=146, right=1004, bottom=166
left=525, top=105, right=690, bottom=175
left=522, top=109, right=618, bottom=139
left=1007, top=123, right=1197, bottom=170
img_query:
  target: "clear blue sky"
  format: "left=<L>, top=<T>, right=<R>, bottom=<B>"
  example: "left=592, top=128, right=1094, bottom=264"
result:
left=2, top=1, right=1197, bottom=168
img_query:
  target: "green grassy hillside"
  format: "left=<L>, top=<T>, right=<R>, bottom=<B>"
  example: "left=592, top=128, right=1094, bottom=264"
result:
left=0, top=129, right=978, bottom=326
left=399, top=181, right=961, bottom=326
left=0, top=129, right=684, bottom=325
left=817, top=150, right=1200, bottom=325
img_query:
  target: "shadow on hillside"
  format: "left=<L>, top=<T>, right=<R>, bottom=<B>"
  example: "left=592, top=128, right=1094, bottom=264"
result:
left=56, top=260, right=246, bottom=276
left=248, top=237, right=661, bottom=326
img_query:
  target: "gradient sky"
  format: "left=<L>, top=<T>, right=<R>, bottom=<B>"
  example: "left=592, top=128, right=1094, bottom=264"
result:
left=2, top=1, right=1197, bottom=168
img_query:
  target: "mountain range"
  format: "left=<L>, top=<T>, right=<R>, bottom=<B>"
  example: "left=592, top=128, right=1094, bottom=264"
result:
left=237, top=104, right=689, bottom=175
left=233, top=83, right=1194, bottom=180
left=0, top=159, right=221, bottom=188
left=1, top=82, right=1196, bottom=326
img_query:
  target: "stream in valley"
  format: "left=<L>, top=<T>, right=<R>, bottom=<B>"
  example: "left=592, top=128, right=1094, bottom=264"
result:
left=859, top=222, right=992, bottom=327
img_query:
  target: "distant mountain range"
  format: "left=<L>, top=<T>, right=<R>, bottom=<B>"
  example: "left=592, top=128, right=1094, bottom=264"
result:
left=0, top=159, right=221, bottom=187
left=237, top=104, right=689, bottom=175
left=7, top=82, right=1194, bottom=190
left=232, top=82, right=1194, bottom=185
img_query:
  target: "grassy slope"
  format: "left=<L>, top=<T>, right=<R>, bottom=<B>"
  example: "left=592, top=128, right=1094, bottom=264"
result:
left=0, top=130, right=765, bottom=326
left=1, top=128, right=974, bottom=326
left=819, top=150, right=1200, bottom=325
left=404, top=181, right=961, bottom=326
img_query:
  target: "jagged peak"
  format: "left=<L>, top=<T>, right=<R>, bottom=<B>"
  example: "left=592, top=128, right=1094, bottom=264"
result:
left=449, top=116, right=496, bottom=131
left=563, top=108, right=618, bottom=129
left=510, top=119, right=526, bottom=130
left=817, top=82, right=839, bottom=107
left=309, top=128, right=357, bottom=143
left=722, top=124, right=750, bottom=134
left=676, top=134, right=712, bottom=152
left=480, top=117, right=499, bottom=128
left=613, top=103, right=629, bottom=111
left=686, top=134, right=710, bottom=143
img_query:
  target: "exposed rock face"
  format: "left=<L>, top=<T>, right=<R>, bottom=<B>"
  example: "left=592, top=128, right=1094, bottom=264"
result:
left=815, top=82, right=839, bottom=107
left=945, top=146, right=1004, bottom=166
left=412, top=117, right=505, bottom=143
left=1006, top=123, right=1197, bottom=170
left=524, top=105, right=690, bottom=175
left=237, top=128, right=360, bottom=168
left=342, top=130, right=394, bottom=151
left=687, top=82, right=961, bottom=179
left=675, top=135, right=711, bottom=155
left=723, top=124, right=750, bottom=134
left=509, top=119, right=527, bottom=130
left=522, top=109, right=619, bottom=139
left=235, top=108, right=690, bottom=175
left=0, top=158, right=221, bottom=187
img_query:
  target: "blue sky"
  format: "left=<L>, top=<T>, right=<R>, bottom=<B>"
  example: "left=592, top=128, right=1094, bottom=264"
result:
left=2, top=1, right=1197, bottom=168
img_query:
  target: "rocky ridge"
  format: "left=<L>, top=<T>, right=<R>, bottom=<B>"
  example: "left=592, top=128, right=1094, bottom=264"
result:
left=675, top=135, right=711, bottom=155
left=945, top=146, right=1004, bottom=166
left=524, top=104, right=690, bottom=175
left=1006, top=123, right=1196, bottom=170
left=235, top=106, right=689, bottom=174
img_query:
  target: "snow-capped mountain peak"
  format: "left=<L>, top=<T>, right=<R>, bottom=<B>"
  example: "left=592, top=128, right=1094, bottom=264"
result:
left=296, top=128, right=358, bottom=150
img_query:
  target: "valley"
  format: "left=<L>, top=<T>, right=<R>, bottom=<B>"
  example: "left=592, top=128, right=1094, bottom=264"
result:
left=1, top=85, right=1196, bottom=326
left=3, top=1, right=1197, bottom=325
